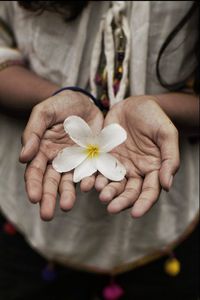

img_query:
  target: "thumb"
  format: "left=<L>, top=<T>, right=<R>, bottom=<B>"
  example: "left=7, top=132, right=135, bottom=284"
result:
left=19, top=103, right=54, bottom=163
left=157, top=125, right=180, bottom=191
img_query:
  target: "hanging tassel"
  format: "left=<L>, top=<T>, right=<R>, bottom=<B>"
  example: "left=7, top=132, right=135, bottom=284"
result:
left=41, top=262, right=57, bottom=282
left=90, top=1, right=130, bottom=108
left=102, top=278, right=124, bottom=300
left=164, top=252, right=181, bottom=276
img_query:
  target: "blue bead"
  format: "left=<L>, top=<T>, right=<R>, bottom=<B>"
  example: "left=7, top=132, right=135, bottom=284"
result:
left=41, top=265, right=57, bottom=282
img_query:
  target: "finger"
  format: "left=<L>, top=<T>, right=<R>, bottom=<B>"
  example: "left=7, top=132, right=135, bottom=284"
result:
left=40, top=165, right=61, bottom=221
left=107, top=177, right=142, bottom=214
left=19, top=103, right=54, bottom=163
left=59, top=172, right=76, bottom=211
left=80, top=175, right=96, bottom=192
left=95, top=174, right=109, bottom=192
left=24, top=151, right=48, bottom=203
left=99, top=178, right=127, bottom=203
left=157, top=124, right=180, bottom=191
left=131, top=170, right=161, bottom=218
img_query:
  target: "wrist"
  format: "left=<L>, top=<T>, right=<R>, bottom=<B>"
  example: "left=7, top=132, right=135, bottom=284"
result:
left=52, top=86, right=104, bottom=111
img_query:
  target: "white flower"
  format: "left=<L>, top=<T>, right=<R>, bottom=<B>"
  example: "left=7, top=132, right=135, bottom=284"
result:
left=52, top=116, right=127, bottom=183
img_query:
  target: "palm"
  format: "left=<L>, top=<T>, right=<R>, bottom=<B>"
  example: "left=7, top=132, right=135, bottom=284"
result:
left=96, top=97, right=179, bottom=217
left=38, top=124, right=73, bottom=161
left=23, top=92, right=104, bottom=220
left=108, top=103, right=161, bottom=179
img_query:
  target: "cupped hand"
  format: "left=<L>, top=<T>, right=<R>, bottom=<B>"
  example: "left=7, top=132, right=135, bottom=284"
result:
left=20, top=90, right=103, bottom=220
left=95, top=96, right=180, bottom=218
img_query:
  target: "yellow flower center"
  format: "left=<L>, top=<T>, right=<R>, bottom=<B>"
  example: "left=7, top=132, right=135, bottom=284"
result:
left=86, top=144, right=99, bottom=158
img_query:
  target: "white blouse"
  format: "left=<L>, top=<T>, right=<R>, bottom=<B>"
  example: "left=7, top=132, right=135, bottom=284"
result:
left=0, top=1, right=198, bottom=274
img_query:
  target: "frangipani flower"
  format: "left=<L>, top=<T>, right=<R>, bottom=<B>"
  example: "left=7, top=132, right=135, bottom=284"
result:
left=52, top=116, right=127, bottom=183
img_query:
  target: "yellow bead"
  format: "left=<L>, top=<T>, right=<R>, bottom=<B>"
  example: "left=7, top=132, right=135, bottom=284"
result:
left=118, top=66, right=123, bottom=73
left=164, top=258, right=181, bottom=276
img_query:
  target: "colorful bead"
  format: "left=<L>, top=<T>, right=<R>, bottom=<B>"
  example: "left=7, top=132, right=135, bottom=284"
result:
left=102, top=68, right=107, bottom=82
left=113, top=79, right=120, bottom=94
left=117, top=66, right=123, bottom=74
left=3, top=222, right=17, bottom=235
left=100, top=94, right=109, bottom=108
left=94, top=32, right=126, bottom=109
left=164, top=257, right=181, bottom=276
left=102, top=282, right=124, bottom=300
left=41, top=263, right=57, bottom=282
left=95, top=73, right=102, bottom=85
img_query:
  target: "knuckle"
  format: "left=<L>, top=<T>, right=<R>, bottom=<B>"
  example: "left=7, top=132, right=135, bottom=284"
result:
left=107, top=185, right=117, bottom=194
left=43, top=191, right=54, bottom=199
left=32, top=104, right=48, bottom=120
left=160, top=123, right=179, bottom=139
left=46, top=176, right=58, bottom=187
left=32, top=104, right=41, bottom=114
left=126, top=187, right=140, bottom=197
left=25, top=165, right=43, bottom=178
left=119, top=193, right=133, bottom=206
left=142, top=186, right=159, bottom=196
left=60, top=179, right=71, bottom=190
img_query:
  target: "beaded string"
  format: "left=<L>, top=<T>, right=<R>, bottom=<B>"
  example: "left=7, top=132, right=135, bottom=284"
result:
left=90, top=1, right=130, bottom=110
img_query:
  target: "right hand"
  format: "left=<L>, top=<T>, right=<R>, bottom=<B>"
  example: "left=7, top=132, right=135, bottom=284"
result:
left=19, top=90, right=104, bottom=220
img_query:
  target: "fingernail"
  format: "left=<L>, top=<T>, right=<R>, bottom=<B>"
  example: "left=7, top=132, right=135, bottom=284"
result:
left=168, top=175, right=173, bottom=189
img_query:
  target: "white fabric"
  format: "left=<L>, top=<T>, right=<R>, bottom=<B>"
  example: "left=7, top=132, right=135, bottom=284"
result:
left=0, top=47, right=23, bottom=63
left=0, top=1, right=199, bottom=273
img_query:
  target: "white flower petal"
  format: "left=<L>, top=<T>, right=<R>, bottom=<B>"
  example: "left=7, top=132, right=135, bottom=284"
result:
left=73, top=158, right=97, bottom=183
left=97, top=124, right=127, bottom=152
left=52, top=146, right=87, bottom=173
left=64, top=116, right=93, bottom=147
left=96, top=153, right=126, bottom=181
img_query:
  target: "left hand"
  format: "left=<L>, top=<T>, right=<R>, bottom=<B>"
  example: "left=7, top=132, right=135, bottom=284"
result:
left=95, top=96, right=180, bottom=217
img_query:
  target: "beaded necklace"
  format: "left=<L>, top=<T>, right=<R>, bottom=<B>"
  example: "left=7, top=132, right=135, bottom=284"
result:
left=90, top=1, right=130, bottom=112
left=94, top=26, right=126, bottom=112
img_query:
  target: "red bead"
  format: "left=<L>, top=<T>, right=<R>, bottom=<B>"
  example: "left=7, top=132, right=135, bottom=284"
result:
left=101, top=95, right=109, bottom=108
left=3, top=222, right=17, bottom=235
left=113, top=80, right=120, bottom=94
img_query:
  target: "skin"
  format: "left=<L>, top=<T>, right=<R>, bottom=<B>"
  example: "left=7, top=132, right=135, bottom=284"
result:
left=19, top=93, right=180, bottom=221
left=95, top=96, right=179, bottom=217
left=0, top=66, right=199, bottom=221
left=20, top=90, right=103, bottom=220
